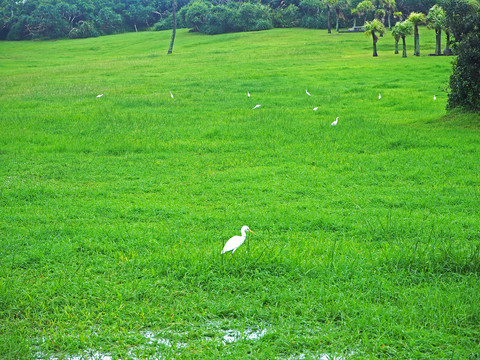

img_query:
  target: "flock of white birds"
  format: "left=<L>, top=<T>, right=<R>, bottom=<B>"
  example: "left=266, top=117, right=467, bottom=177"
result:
left=93, top=88, right=438, bottom=254
left=95, top=89, right=437, bottom=130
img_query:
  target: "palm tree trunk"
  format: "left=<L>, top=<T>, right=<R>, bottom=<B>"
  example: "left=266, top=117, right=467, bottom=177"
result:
left=353, top=18, right=356, bottom=27
left=402, top=35, right=407, bottom=57
left=395, top=39, right=398, bottom=54
left=372, top=30, right=378, bottom=57
left=327, top=5, right=331, bottom=34
left=435, top=29, right=441, bottom=56
left=167, top=0, right=177, bottom=54
left=414, top=25, right=420, bottom=56
left=444, top=31, right=452, bottom=55
left=388, top=12, right=391, bottom=30
left=335, top=8, right=340, bottom=32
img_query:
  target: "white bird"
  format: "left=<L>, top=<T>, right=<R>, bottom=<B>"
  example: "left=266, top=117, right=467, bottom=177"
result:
left=247, top=91, right=251, bottom=97
left=313, top=107, right=319, bottom=111
left=252, top=104, right=261, bottom=110
left=434, top=95, right=436, bottom=100
left=331, top=117, right=339, bottom=126
left=378, top=93, right=382, bottom=100
left=305, top=89, right=311, bottom=96
left=221, top=226, right=255, bottom=254
left=96, top=94, right=103, bottom=98
left=170, top=91, right=174, bottom=98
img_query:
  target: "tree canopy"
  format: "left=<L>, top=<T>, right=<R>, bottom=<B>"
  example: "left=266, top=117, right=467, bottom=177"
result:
left=0, top=0, right=442, bottom=39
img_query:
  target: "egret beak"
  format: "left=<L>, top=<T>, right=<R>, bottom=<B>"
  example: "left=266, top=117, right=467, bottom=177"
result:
left=248, top=229, right=255, bottom=234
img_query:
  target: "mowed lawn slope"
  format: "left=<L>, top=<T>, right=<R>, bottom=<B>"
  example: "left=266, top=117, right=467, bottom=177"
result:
left=1, top=28, right=479, bottom=359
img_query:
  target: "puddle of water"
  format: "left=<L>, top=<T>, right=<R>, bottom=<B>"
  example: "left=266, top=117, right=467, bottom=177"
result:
left=222, top=328, right=267, bottom=344
left=288, top=352, right=354, bottom=360
left=34, top=324, right=268, bottom=359
left=36, top=350, right=113, bottom=360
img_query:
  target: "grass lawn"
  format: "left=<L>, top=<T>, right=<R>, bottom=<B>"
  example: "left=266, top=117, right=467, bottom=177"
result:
left=0, top=26, right=479, bottom=359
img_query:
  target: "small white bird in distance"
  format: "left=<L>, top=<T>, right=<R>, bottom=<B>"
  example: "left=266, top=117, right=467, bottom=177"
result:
left=252, top=104, right=261, bottom=110
left=313, top=107, right=319, bottom=111
left=331, top=117, right=339, bottom=126
left=434, top=95, right=437, bottom=100
left=247, top=91, right=251, bottom=97
left=170, top=91, right=174, bottom=98
left=305, top=89, right=311, bottom=96
left=221, top=226, right=255, bottom=254
left=378, top=93, right=382, bottom=100
left=96, top=94, right=103, bottom=98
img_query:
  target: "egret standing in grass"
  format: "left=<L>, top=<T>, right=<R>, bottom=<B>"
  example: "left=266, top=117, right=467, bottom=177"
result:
left=170, top=91, right=174, bottom=98
left=313, top=107, right=319, bottom=111
left=247, top=91, right=251, bottom=97
left=434, top=95, right=436, bottom=100
left=221, top=226, right=255, bottom=254
left=252, top=104, right=261, bottom=110
left=379, top=93, right=382, bottom=100
left=305, top=89, right=311, bottom=96
left=96, top=94, right=103, bottom=98
left=331, top=117, right=339, bottom=126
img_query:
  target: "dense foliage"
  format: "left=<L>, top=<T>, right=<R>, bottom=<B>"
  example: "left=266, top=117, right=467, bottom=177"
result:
left=1, top=0, right=441, bottom=40
left=442, top=0, right=480, bottom=111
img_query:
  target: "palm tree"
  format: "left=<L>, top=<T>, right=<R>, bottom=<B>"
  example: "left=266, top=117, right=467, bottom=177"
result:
left=351, top=8, right=359, bottom=27
left=385, top=0, right=396, bottom=30
left=426, top=4, right=445, bottom=56
left=334, top=0, right=350, bottom=32
left=407, top=12, right=425, bottom=56
left=356, top=0, right=375, bottom=25
left=391, top=22, right=401, bottom=54
left=364, top=19, right=386, bottom=56
left=392, top=20, right=413, bottom=57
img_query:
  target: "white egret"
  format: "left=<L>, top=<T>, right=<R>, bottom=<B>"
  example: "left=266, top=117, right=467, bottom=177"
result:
left=313, top=107, right=318, bottom=111
left=170, top=91, right=174, bottom=98
left=434, top=95, right=436, bottom=100
left=305, top=89, right=311, bottom=96
left=252, top=104, right=261, bottom=110
left=221, top=226, right=255, bottom=254
left=96, top=94, right=103, bottom=98
left=247, top=91, right=251, bottom=97
left=331, top=117, right=339, bottom=126
left=378, top=93, right=382, bottom=100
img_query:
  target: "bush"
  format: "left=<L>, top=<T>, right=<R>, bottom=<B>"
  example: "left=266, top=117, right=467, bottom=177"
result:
left=272, top=4, right=300, bottom=28
left=184, top=0, right=210, bottom=32
left=182, top=1, right=272, bottom=35
left=69, top=21, right=99, bottom=38
left=447, top=32, right=480, bottom=111
left=153, top=13, right=186, bottom=31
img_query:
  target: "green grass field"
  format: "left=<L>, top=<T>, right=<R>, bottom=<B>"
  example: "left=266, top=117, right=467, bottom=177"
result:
left=1, top=27, right=479, bottom=359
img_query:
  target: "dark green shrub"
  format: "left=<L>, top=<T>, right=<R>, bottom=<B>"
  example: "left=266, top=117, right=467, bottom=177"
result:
left=272, top=4, right=300, bottom=28
left=447, top=32, right=480, bottom=111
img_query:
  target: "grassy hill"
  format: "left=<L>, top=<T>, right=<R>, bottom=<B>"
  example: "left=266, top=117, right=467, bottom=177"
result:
left=1, top=28, right=479, bottom=359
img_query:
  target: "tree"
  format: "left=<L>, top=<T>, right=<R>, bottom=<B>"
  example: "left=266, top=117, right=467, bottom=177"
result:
left=351, top=8, right=359, bottom=26
left=324, top=0, right=337, bottom=33
left=364, top=18, right=385, bottom=56
left=391, top=20, right=401, bottom=53
left=125, top=2, right=154, bottom=32
left=407, top=11, right=425, bottom=56
left=334, top=0, right=349, bottom=32
left=441, top=0, right=480, bottom=110
left=392, top=19, right=412, bottom=57
left=426, top=4, right=445, bottom=56
left=356, top=0, right=375, bottom=24
left=385, top=0, right=396, bottom=29
left=168, top=0, right=176, bottom=54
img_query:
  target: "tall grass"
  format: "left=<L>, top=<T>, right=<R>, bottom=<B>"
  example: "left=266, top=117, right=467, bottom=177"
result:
left=0, top=27, right=479, bottom=359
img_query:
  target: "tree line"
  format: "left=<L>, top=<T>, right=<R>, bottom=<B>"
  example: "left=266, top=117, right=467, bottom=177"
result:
left=0, top=0, right=438, bottom=40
